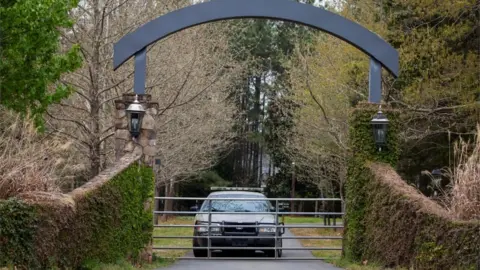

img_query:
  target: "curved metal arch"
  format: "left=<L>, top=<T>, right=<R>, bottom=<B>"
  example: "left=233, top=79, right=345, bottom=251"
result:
left=113, top=0, right=399, bottom=77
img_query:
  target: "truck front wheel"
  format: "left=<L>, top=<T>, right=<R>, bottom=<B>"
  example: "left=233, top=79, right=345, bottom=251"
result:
left=265, top=239, right=282, bottom=258
left=193, top=241, right=207, bottom=257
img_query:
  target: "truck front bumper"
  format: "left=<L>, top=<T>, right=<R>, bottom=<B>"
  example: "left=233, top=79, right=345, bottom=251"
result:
left=193, top=234, right=277, bottom=248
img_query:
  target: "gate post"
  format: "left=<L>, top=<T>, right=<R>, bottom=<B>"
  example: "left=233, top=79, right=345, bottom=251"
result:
left=344, top=102, right=400, bottom=261
left=114, top=93, right=158, bottom=262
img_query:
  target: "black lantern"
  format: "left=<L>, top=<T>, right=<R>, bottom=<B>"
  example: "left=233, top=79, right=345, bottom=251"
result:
left=126, top=95, right=146, bottom=138
left=370, top=107, right=389, bottom=151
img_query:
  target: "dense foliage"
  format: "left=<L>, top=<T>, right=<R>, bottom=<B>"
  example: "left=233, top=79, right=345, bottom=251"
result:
left=0, top=199, right=37, bottom=267
left=378, top=0, right=480, bottom=184
left=288, top=0, right=479, bottom=200
left=0, top=161, right=154, bottom=269
left=0, top=0, right=82, bottom=128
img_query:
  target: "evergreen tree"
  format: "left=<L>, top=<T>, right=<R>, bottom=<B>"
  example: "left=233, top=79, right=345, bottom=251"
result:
left=215, top=0, right=318, bottom=190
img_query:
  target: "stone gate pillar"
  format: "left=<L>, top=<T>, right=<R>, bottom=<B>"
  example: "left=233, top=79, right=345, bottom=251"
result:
left=114, top=93, right=158, bottom=263
left=114, top=93, right=158, bottom=167
left=344, top=102, right=400, bottom=261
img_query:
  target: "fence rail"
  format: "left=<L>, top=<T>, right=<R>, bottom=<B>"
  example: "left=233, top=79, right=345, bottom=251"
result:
left=153, top=196, right=344, bottom=260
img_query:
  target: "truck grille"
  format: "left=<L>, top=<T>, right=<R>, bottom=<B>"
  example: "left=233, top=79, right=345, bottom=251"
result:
left=223, top=222, right=256, bottom=235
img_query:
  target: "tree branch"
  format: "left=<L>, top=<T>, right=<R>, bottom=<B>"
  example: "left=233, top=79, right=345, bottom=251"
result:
left=46, top=111, right=92, bottom=136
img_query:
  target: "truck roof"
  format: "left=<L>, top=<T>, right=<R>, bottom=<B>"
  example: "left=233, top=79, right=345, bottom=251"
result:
left=208, top=191, right=266, bottom=197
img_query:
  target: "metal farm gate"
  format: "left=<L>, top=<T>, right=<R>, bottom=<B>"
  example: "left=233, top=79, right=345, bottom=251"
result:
left=152, top=196, right=344, bottom=260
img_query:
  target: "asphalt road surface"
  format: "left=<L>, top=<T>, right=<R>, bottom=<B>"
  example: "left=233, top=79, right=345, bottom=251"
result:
left=159, top=229, right=342, bottom=270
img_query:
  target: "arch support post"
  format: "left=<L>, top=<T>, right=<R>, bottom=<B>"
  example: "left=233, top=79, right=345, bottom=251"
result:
left=368, top=58, right=382, bottom=104
left=344, top=103, right=400, bottom=261
left=134, top=48, right=147, bottom=95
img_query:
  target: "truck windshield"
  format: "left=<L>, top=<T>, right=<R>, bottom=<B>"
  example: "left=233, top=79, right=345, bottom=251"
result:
left=200, top=194, right=271, bottom=213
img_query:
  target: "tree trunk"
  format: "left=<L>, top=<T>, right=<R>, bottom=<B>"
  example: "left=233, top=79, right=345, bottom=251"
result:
left=259, top=81, right=266, bottom=186
left=253, top=76, right=261, bottom=186
left=88, top=1, right=103, bottom=178
left=161, top=179, right=175, bottom=222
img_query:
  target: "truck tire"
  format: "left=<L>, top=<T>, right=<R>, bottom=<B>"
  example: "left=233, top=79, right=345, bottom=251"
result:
left=265, top=248, right=282, bottom=258
left=193, top=241, right=207, bottom=257
left=193, top=248, right=207, bottom=257
left=266, top=238, right=282, bottom=258
left=277, top=239, right=283, bottom=258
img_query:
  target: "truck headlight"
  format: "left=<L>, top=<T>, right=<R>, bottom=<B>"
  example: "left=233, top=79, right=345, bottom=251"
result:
left=195, top=222, right=221, bottom=233
left=259, top=226, right=276, bottom=233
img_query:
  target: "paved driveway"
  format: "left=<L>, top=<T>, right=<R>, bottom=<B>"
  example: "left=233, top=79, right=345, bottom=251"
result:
left=159, top=229, right=342, bottom=270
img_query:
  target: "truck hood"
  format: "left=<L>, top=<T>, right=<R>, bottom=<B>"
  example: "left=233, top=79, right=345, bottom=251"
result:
left=195, top=213, right=277, bottom=224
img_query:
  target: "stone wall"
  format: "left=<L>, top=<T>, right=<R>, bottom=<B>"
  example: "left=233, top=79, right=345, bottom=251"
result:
left=115, top=93, right=158, bottom=167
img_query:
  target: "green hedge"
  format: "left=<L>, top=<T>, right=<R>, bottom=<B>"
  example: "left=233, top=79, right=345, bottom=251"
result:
left=344, top=103, right=400, bottom=261
left=345, top=102, right=479, bottom=269
left=363, top=163, right=480, bottom=269
left=0, top=161, right=154, bottom=269
left=0, top=199, right=38, bottom=267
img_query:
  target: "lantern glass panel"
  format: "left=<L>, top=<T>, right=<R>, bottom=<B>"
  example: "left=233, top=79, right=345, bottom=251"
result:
left=373, top=124, right=387, bottom=144
left=129, top=112, right=142, bottom=137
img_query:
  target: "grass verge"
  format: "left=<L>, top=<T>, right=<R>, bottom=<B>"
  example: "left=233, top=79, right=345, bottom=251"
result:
left=81, top=257, right=172, bottom=270
left=283, top=216, right=343, bottom=224
left=289, top=227, right=343, bottom=262
left=152, top=216, right=194, bottom=260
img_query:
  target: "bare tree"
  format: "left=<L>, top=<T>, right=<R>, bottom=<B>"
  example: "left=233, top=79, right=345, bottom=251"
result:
left=0, top=108, right=78, bottom=199
left=144, top=18, right=245, bottom=221
left=47, top=0, right=244, bottom=185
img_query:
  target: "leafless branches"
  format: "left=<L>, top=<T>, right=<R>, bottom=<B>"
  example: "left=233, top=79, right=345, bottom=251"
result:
left=0, top=108, right=81, bottom=199
left=46, top=0, right=245, bottom=188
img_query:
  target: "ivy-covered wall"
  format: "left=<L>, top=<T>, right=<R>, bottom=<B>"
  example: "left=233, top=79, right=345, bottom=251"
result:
left=0, top=154, right=154, bottom=269
left=344, top=103, right=401, bottom=261
left=364, top=163, right=480, bottom=270
left=0, top=199, right=38, bottom=267
left=345, top=102, right=480, bottom=269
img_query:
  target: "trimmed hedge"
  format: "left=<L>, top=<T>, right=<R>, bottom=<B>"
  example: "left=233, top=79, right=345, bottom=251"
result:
left=344, top=103, right=400, bottom=261
left=345, top=102, right=480, bottom=269
left=0, top=199, right=38, bottom=267
left=0, top=159, right=154, bottom=269
left=364, top=163, right=480, bottom=270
